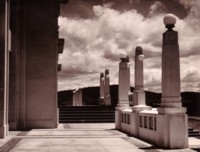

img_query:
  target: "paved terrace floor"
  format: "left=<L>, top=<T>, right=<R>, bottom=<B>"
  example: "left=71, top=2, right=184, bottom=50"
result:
left=0, top=123, right=200, bottom=152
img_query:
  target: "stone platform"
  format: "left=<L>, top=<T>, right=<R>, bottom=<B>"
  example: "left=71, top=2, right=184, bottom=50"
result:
left=0, top=123, right=199, bottom=152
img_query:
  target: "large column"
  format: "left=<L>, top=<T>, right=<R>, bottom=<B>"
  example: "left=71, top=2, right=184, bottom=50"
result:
left=118, top=52, right=130, bottom=108
left=134, top=46, right=145, bottom=106
left=115, top=52, right=130, bottom=129
left=157, top=14, right=188, bottom=148
left=0, top=0, right=9, bottom=138
left=131, top=47, right=151, bottom=137
left=99, top=72, right=105, bottom=105
left=104, top=69, right=111, bottom=106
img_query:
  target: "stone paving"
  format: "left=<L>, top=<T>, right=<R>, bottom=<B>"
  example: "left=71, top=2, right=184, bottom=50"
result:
left=0, top=123, right=199, bottom=152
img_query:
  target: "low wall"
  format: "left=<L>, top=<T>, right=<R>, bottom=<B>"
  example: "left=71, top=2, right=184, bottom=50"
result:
left=119, top=108, right=158, bottom=143
left=116, top=107, right=188, bottom=148
left=188, top=116, right=200, bottom=130
left=139, top=110, right=157, bottom=143
left=121, top=109, right=132, bottom=134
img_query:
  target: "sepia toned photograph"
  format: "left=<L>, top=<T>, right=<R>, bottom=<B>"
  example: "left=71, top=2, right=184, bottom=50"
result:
left=0, top=0, right=200, bottom=151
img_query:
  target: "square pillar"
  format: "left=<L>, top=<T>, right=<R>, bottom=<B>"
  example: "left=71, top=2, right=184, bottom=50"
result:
left=157, top=14, right=188, bottom=149
left=118, top=54, right=130, bottom=108
left=133, top=46, right=146, bottom=106
left=99, top=72, right=105, bottom=106
left=116, top=53, right=130, bottom=130
left=104, top=69, right=111, bottom=106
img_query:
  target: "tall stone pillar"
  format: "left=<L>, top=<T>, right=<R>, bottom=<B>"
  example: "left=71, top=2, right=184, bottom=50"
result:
left=78, top=89, right=82, bottom=106
left=99, top=73, right=105, bottom=105
left=104, top=69, right=111, bottom=106
left=118, top=52, right=130, bottom=108
left=131, top=47, right=151, bottom=136
left=134, top=46, right=145, bottom=106
left=0, top=0, right=9, bottom=138
left=157, top=14, right=188, bottom=148
left=73, top=89, right=77, bottom=106
left=115, top=52, right=130, bottom=129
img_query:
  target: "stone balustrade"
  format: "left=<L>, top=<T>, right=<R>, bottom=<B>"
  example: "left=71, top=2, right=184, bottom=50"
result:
left=116, top=14, right=188, bottom=149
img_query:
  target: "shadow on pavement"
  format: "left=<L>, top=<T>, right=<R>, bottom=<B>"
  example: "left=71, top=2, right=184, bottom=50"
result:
left=0, top=138, right=21, bottom=152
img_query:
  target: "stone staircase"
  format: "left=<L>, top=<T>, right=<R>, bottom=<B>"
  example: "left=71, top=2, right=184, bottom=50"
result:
left=59, top=106, right=115, bottom=123
left=188, top=127, right=200, bottom=138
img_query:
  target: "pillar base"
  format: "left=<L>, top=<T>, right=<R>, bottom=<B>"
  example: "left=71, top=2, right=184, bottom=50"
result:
left=116, top=103, right=129, bottom=110
left=158, top=107, right=186, bottom=114
left=157, top=113, right=188, bottom=149
left=134, top=89, right=145, bottom=106
left=161, top=97, right=182, bottom=107
left=132, top=104, right=152, bottom=112
left=0, top=124, right=8, bottom=138
left=99, top=97, right=105, bottom=106
left=131, top=105, right=152, bottom=136
left=115, top=103, right=130, bottom=130
left=115, top=110, right=121, bottom=130
left=105, top=96, right=111, bottom=106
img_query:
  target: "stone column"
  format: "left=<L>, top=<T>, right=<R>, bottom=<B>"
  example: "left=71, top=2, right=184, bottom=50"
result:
left=115, top=52, right=130, bottom=129
left=73, top=89, right=77, bottom=106
left=99, top=73, right=105, bottom=106
left=118, top=52, right=130, bottom=108
left=131, top=47, right=151, bottom=136
left=157, top=14, right=188, bottom=149
left=75, top=90, right=77, bottom=106
left=0, top=0, right=9, bottom=138
left=78, top=89, right=82, bottom=106
left=76, top=90, right=78, bottom=106
left=104, top=69, right=111, bottom=106
left=133, top=46, right=146, bottom=106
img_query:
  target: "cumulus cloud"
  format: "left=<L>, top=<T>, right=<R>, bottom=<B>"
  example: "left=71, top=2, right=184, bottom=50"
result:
left=148, top=1, right=166, bottom=17
left=58, top=1, right=200, bottom=92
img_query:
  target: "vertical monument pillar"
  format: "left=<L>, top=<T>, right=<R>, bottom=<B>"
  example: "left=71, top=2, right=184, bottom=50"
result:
left=115, top=52, right=130, bottom=129
left=78, top=89, right=82, bottom=106
left=131, top=47, right=151, bottom=136
left=104, top=69, right=111, bottom=106
left=0, top=0, right=9, bottom=138
left=99, top=73, right=105, bottom=106
left=73, top=89, right=77, bottom=106
left=118, top=52, right=130, bottom=108
left=134, top=46, right=145, bottom=106
left=157, top=14, right=188, bottom=148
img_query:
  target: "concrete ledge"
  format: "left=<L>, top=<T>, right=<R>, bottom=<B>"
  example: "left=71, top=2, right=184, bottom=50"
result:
left=116, top=107, right=188, bottom=149
left=188, top=116, right=200, bottom=130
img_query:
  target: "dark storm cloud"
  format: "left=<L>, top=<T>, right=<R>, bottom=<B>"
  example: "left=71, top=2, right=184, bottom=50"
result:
left=60, top=0, right=188, bottom=19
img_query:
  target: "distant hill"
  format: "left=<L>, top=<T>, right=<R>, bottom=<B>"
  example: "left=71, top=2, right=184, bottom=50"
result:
left=58, top=89, right=74, bottom=106
left=58, top=85, right=200, bottom=117
left=181, top=92, right=200, bottom=116
left=58, top=85, right=118, bottom=106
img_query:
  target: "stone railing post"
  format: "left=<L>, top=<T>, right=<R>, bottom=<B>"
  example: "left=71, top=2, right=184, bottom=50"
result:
left=157, top=14, right=188, bottom=149
left=99, top=73, right=105, bottom=105
left=115, top=52, right=130, bottom=129
left=104, top=69, right=111, bottom=106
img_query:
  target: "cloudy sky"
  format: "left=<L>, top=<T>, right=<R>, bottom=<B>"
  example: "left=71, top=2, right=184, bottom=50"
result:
left=58, top=0, right=200, bottom=93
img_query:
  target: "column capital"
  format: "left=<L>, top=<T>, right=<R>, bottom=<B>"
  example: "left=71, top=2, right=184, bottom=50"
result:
left=163, top=31, right=178, bottom=45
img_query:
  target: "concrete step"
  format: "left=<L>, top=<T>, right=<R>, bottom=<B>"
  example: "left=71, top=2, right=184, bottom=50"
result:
left=59, top=106, right=115, bottom=123
left=188, top=127, right=200, bottom=137
left=59, top=119, right=114, bottom=123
